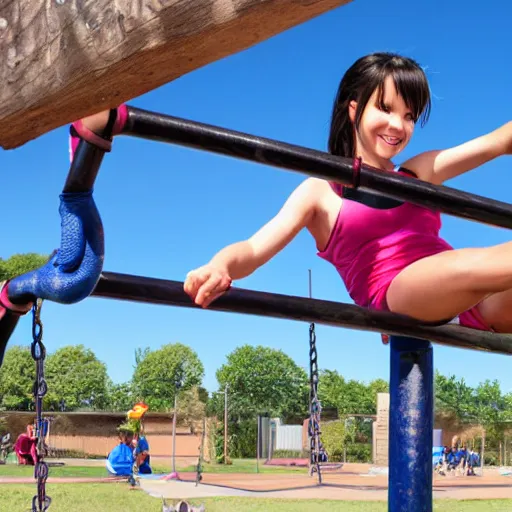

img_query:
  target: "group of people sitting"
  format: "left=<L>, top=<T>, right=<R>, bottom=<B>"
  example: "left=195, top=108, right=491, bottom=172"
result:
left=435, top=443, right=480, bottom=477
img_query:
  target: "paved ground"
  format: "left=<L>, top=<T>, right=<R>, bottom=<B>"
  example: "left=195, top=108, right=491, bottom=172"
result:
left=140, top=478, right=512, bottom=502
left=138, top=464, right=512, bottom=502
left=2, top=462, right=511, bottom=502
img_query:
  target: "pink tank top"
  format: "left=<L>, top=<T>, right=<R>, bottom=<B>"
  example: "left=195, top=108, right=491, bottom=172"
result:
left=317, top=168, right=453, bottom=308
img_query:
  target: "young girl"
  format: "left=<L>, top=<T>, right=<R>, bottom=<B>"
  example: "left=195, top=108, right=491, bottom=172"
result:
left=75, top=53, right=512, bottom=332
left=183, top=53, right=512, bottom=331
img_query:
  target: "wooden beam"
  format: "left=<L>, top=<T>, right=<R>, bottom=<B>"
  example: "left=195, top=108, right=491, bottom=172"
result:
left=0, top=0, right=351, bottom=150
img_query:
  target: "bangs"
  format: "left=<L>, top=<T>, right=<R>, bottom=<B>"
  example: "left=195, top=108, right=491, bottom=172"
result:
left=329, top=52, right=432, bottom=158
left=379, top=67, right=431, bottom=126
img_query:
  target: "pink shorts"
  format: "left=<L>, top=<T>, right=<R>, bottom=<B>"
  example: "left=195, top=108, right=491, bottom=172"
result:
left=371, top=285, right=493, bottom=332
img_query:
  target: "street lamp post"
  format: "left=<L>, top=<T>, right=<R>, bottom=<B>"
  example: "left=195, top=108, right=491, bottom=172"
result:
left=224, top=383, right=229, bottom=464
left=212, top=385, right=229, bottom=464
left=171, top=374, right=184, bottom=477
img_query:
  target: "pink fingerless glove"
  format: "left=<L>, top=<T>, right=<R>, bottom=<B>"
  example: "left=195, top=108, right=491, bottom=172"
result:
left=69, top=104, right=129, bottom=162
left=0, top=281, right=32, bottom=320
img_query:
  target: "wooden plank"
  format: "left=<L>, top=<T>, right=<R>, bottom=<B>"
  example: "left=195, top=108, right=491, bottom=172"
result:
left=0, top=0, right=352, bottom=150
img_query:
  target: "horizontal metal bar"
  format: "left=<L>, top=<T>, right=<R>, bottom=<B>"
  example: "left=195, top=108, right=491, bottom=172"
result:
left=123, top=106, right=512, bottom=230
left=92, top=272, right=512, bottom=355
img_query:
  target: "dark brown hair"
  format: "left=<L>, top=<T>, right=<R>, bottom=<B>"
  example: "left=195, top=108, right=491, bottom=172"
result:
left=328, top=53, right=431, bottom=158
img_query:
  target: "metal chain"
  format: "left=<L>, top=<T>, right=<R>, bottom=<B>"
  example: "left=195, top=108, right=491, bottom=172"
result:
left=308, top=322, right=323, bottom=483
left=30, top=299, right=51, bottom=512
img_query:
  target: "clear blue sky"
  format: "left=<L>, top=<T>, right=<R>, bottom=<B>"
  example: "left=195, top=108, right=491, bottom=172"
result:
left=2, top=0, right=511, bottom=395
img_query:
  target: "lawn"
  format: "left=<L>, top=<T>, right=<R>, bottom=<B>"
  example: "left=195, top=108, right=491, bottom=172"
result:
left=1, top=484, right=512, bottom=512
left=0, top=464, right=110, bottom=478
left=0, top=458, right=306, bottom=478
left=179, top=458, right=307, bottom=474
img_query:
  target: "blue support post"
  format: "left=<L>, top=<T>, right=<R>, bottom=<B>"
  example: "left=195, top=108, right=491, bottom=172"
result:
left=389, top=336, right=433, bottom=512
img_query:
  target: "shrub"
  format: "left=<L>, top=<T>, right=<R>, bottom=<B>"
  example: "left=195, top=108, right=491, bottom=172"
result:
left=321, top=420, right=346, bottom=462
left=345, top=443, right=372, bottom=463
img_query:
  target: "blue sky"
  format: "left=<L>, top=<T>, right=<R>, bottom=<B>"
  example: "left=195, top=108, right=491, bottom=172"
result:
left=2, top=0, right=512, bottom=396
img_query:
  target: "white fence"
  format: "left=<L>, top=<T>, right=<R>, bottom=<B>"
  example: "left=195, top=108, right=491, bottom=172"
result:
left=273, top=419, right=303, bottom=451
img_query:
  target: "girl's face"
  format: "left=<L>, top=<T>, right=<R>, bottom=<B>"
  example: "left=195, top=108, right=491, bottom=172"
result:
left=350, top=75, right=416, bottom=169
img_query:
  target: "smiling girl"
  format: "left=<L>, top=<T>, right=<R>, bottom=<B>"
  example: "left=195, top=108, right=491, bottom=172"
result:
left=183, top=52, right=512, bottom=331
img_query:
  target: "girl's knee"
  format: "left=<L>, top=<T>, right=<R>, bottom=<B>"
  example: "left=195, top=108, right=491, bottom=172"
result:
left=81, top=110, right=111, bottom=135
left=478, top=291, right=512, bottom=332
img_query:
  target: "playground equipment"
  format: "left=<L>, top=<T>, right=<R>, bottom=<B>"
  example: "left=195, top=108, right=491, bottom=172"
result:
left=2, top=106, right=512, bottom=512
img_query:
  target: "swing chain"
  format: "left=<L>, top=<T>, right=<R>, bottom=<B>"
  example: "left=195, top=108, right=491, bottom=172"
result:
left=308, top=322, right=322, bottom=476
left=31, top=299, right=51, bottom=512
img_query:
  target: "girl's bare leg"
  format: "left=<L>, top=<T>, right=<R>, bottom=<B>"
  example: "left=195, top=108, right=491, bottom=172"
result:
left=476, top=288, right=512, bottom=332
left=386, top=241, right=512, bottom=328
left=80, top=110, right=111, bottom=133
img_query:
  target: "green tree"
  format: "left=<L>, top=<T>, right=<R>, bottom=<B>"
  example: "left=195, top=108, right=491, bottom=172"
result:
left=45, top=345, right=110, bottom=411
left=106, top=381, right=135, bottom=412
left=369, top=378, right=389, bottom=397
left=318, top=369, right=345, bottom=410
left=503, top=392, right=512, bottom=418
left=434, top=374, right=512, bottom=464
left=321, top=420, right=347, bottom=462
left=473, top=380, right=510, bottom=441
left=339, top=379, right=377, bottom=415
left=132, top=343, right=204, bottom=411
left=318, top=371, right=387, bottom=416
left=0, top=346, right=35, bottom=410
left=0, top=253, right=49, bottom=280
left=434, top=372, right=475, bottom=421
left=215, top=345, right=308, bottom=420
left=176, top=386, right=208, bottom=432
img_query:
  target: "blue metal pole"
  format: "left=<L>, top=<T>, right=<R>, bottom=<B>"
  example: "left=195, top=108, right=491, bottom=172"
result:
left=389, top=336, right=433, bottom=512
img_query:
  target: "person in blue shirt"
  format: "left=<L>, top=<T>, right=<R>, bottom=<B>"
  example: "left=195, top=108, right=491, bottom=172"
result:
left=134, top=424, right=152, bottom=475
left=446, top=447, right=460, bottom=469
left=106, top=428, right=135, bottom=477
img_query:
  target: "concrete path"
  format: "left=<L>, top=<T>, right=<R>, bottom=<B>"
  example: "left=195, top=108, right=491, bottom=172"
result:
left=138, top=475, right=512, bottom=502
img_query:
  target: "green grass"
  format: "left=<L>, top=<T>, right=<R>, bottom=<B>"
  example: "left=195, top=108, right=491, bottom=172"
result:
left=0, top=458, right=306, bottom=480
left=179, top=458, right=308, bottom=474
left=0, top=458, right=306, bottom=478
left=1, top=484, right=512, bottom=512
left=0, top=458, right=304, bottom=478
left=0, top=464, right=193, bottom=478
left=0, top=464, right=111, bottom=478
